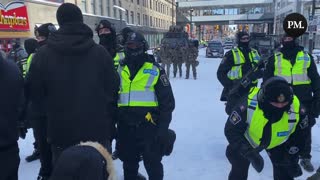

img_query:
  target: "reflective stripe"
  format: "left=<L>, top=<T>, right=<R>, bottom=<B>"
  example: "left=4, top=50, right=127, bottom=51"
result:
left=118, top=62, right=159, bottom=107
left=245, top=92, right=259, bottom=148
left=119, top=91, right=157, bottom=105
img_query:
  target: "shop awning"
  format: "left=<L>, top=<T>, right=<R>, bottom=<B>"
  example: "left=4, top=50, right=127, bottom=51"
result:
left=0, top=31, right=32, bottom=38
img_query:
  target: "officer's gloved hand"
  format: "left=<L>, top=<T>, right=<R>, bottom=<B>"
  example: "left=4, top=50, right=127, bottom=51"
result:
left=155, top=127, right=169, bottom=155
left=17, top=121, right=27, bottom=139
left=311, top=99, right=320, bottom=118
left=244, top=151, right=264, bottom=173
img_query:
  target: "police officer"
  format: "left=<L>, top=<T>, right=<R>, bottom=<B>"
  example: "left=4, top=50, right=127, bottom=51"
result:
left=217, top=31, right=262, bottom=115
left=264, top=34, right=320, bottom=172
left=96, top=20, right=124, bottom=70
left=185, top=39, right=199, bottom=79
left=27, top=22, right=57, bottom=180
left=7, top=39, right=28, bottom=72
left=117, top=32, right=175, bottom=180
left=225, top=76, right=307, bottom=180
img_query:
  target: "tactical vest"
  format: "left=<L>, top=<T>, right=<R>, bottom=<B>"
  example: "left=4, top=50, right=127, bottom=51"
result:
left=244, top=87, right=300, bottom=149
left=118, top=62, right=159, bottom=107
left=274, top=51, right=311, bottom=85
left=114, top=52, right=125, bottom=70
left=227, top=48, right=260, bottom=83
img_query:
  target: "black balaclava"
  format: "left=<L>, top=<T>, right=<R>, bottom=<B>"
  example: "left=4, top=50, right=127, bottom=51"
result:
left=12, top=39, right=20, bottom=50
left=280, top=34, right=301, bottom=62
left=124, top=32, right=148, bottom=67
left=95, top=20, right=117, bottom=58
left=259, top=77, right=293, bottom=121
left=237, top=31, right=250, bottom=49
left=35, top=23, right=56, bottom=47
left=121, top=27, right=134, bottom=45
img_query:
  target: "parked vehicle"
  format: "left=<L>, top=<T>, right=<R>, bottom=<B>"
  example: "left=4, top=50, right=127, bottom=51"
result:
left=206, top=41, right=224, bottom=58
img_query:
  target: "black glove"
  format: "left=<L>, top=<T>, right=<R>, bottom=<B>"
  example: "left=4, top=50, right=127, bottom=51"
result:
left=244, top=151, right=264, bottom=173
left=17, top=121, right=27, bottom=139
left=155, top=127, right=169, bottom=155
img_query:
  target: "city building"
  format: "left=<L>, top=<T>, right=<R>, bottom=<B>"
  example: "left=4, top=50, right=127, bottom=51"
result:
left=0, top=0, right=175, bottom=53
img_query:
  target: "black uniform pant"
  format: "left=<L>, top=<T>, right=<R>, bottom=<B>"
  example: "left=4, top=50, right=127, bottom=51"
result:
left=0, top=144, right=20, bottom=180
left=185, top=62, right=197, bottom=79
left=226, top=145, right=299, bottom=180
left=118, top=122, right=163, bottom=180
left=300, top=117, right=315, bottom=159
left=33, top=119, right=52, bottom=177
left=173, top=62, right=182, bottom=78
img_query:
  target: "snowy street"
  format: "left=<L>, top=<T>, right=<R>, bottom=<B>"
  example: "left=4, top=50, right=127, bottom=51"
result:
left=19, top=48, right=320, bottom=180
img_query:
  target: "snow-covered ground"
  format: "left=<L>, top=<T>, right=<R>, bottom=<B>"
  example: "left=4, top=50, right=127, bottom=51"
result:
left=19, top=48, right=320, bottom=179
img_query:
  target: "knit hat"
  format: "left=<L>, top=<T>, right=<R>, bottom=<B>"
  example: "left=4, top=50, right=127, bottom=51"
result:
left=35, top=23, right=56, bottom=38
left=56, top=3, right=83, bottom=26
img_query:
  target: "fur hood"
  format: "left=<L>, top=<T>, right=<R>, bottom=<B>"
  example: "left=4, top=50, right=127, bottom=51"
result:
left=79, top=141, right=117, bottom=180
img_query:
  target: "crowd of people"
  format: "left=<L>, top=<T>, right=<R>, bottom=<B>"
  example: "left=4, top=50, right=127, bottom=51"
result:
left=0, top=3, right=175, bottom=180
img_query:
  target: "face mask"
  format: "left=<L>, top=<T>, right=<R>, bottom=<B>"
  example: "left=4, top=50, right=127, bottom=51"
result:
left=282, top=40, right=296, bottom=49
left=260, top=101, right=290, bottom=121
left=99, top=34, right=115, bottom=47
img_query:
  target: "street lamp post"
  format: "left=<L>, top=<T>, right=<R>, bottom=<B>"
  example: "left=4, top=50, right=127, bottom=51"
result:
left=190, top=8, right=194, bottom=38
left=113, top=5, right=126, bottom=30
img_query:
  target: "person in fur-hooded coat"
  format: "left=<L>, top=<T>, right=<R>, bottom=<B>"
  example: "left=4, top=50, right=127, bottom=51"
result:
left=49, top=141, right=116, bottom=180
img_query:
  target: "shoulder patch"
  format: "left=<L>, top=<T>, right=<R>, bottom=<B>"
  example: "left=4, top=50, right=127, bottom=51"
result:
left=160, top=74, right=170, bottom=86
left=229, top=111, right=242, bottom=125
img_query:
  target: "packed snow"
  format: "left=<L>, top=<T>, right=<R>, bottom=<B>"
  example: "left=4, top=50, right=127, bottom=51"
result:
left=19, top=48, right=320, bottom=179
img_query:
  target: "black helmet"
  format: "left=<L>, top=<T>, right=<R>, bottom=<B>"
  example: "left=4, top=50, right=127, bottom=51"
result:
left=124, top=32, right=149, bottom=57
left=258, top=76, right=293, bottom=104
left=120, top=27, right=134, bottom=45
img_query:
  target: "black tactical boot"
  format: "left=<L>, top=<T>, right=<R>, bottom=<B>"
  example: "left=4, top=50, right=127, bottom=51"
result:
left=136, top=172, right=147, bottom=180
left=25, top=149, right=40, bottom=162
left=300, top=158, right=315, bottom=172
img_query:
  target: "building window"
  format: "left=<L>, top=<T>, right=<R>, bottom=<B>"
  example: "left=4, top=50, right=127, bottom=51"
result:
left=150, top=0, right=152, bottom=9
left=106, top=0, right=110, bottom=16
left=81, top=0, right=87, bottom=13
left=91, top=0, right=95, bottom=14
left=150, top=15, right=152, bottom=26
left=131, top=0, right=133, bottom=2
left=137, top=13, right=141, bottom=25
left=99, top=0, right=103, bottom=15
left=130, top=11, right=134, bottom=24
left=126, top=9, right=129, bottom=23
left=137, top=0, right=139, bottom=5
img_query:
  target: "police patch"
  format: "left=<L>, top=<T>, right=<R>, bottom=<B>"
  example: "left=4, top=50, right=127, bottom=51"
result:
left=277, top=131, right=289, bottom=137
left=229, top=111, right=241, bottom=125
left=143, top=69, right=158, bottom=76
left=160, top=74, right=169, bottom=86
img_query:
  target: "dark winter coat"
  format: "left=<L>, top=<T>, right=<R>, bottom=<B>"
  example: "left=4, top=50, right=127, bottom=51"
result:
left=118, top=55, right=175, bottom=131
left=50, top=141, right=116, bottom=180
left=28, top=22, right=119, bottom=147
left=0, top=56, right=24, bottom=149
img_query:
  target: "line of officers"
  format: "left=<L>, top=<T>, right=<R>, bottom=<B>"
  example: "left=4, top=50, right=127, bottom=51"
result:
left=218, top=31, right=320, bottom=180
left=1, top=3, right=175, bottom=180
